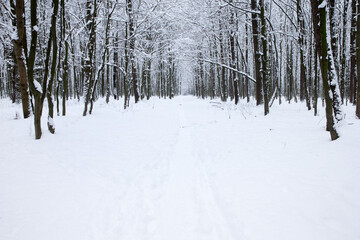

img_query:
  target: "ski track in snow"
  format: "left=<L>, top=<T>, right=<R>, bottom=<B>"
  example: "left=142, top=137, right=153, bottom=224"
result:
left=148, top=100, right=236, bottom=240
left=112, top=99, right=237, bottom=240
left=1, top=96, right=360, bottom=240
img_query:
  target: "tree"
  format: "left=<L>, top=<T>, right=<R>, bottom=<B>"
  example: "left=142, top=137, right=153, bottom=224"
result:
left=260, top=0, right=269, bottom=115
left=297, top=0, right=311, bottom=110
left=83, top=0, right=97, bottom=116
left=251, top=0, right=263, bottom=105
left=310, top=0, right=342, bottom=140
left=127, top=0, right=140, bottom=104
left=11, top=0, right=31, bottom=119
left=340, top=0, right=349, bottom=103
left=349, top=0, right=357, bottom=104
left=356, top=0, right=360, bottom=118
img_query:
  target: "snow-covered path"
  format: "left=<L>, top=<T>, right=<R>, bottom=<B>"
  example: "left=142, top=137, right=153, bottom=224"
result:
left=1, top=96, right=360, bottom=240
left=148, top=101, right=235, bottom=240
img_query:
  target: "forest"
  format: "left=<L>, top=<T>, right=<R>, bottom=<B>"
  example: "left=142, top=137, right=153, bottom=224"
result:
left=1, top=0, right=359, bottom=140
left=1, top=1, right=360, bottom=239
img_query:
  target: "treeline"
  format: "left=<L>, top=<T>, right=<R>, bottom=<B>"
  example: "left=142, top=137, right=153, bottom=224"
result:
left=0, top=0, right=359, bottom=140
left=187, top=0, right=360, bottom=139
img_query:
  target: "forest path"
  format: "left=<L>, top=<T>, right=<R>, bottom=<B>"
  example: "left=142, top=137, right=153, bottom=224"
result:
left=2, top=96, right=360, bottom=240
left=112, top=97, right=236, bottom=240
left=145, top=98, right=235, bottom=240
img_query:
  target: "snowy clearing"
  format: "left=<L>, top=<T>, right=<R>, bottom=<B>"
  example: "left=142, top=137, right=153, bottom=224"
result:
left=1, top=96, right=360, bottom=240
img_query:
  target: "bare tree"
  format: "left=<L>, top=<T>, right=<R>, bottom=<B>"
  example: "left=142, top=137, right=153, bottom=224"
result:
left=11, top=0, right=31, bottom=119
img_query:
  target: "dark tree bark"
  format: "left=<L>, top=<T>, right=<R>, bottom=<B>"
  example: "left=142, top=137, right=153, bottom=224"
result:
left=124, top=23, right=130, bottom=108
left=46, top=1, right=59, bottom=134
left=313, top=45, right=319, bottom=116
left=219, top=17, right=227, bottom=101
left=229, top=0, right=238, bottom=104
left=297, top=0, right=311, bottom=110
left=127, top=0, right=139, bottom=104
left=23, top=0, right=59, bottom=139
left=27, top=0, right=41, bottom=139
left=9, top=0, right=20, bottom=104
left=260, top=0, right=269, bottom=115
left=287, top=42, right=294, bottom=103
left=349, top=0, right=357, bottom=103
left=83, top=0, right=97, bottom=116
left=61, top=0, right=68, bottom=116
left=12, top=0, right=31, bottom=119
left=329, top=0, right=339, bottom=78
left=112, top=33, right=119, bottom=101
left=89, top=1, right=116, bottom=114
left=310, top=0, right=341, bottom=140
left=251, top=0, right=262, bottom=105
left=356, top=0, right=360, bottom=118
left=340, top=0, right=349, bottom=103
left=245, top=17, right=250, bottom=103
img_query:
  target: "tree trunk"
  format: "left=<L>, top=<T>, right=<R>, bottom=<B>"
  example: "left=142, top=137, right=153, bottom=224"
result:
left=47, top=4, right=59, bottom=134
left=311, top=0, right=340, bottom=140
left=229, top=0, right=238, bottom=104
left=251, top=0, right=263, bottom=105
left=356, top=0, right=360, bottom=118
left=12, top=0, right=31, bottom=119
left=127, top=0, right=139, bottom=103
left=219, top=17, right=227, bottom=102
left=313, top=45, right=319, bottom=116
left=349, top=0, right=357, bottom=103
left=61, top=0, right=68, bottom=116
left=83, top=0, right=97, bottom=116
left=340, top=0, right=349, bottom=103
left=297, top=0, right=311, bottom=110
left=260, top=0, right=269, bottom=115
left=329, top=0, right=339, bottom=78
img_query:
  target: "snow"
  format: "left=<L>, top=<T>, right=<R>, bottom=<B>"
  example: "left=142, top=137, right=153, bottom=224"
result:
left=33, top=80, right=42, bottom=94
left=1, top=96, right=360, bottom=240
left=318, top=0, right=327, bottom=9
left=48, top=116, right=55, bottom=128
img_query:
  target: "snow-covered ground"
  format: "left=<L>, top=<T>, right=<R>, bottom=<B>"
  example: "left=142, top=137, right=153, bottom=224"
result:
left=1, top=96, right=360, bottom=240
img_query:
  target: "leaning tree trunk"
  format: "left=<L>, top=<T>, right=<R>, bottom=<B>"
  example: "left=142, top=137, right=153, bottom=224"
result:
left=89, top=1, right=116, bottom=114
left=46, top=4, right=59, bottom=134
left=311, top=0, right=341, bottom=140
left=27, top=0, right=41, bottom=139
left=42, top=0, right=59, bottom=135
